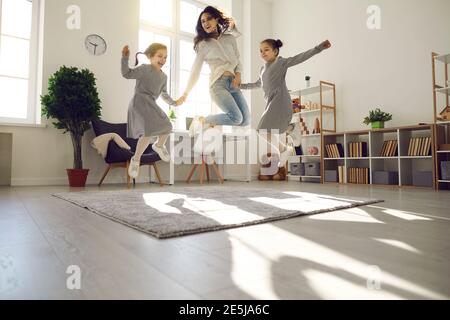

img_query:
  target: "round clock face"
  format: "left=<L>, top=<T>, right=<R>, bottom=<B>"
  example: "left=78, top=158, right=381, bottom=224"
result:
left=84, top=34, right=107, bottom=56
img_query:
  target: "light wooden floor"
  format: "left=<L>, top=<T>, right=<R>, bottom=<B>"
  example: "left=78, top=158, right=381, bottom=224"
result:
left=0, top=181, right=449, bottom=300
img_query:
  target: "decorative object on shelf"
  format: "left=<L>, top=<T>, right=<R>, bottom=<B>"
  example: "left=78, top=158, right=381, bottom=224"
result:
left=305, top=101, right=313, bottom=110
left=292, top=98, right=301, bottom=113
left=312, top=102, right=320, bottom=110
left=438, top=107, right=450, bottom=121
left=41, top=66, right=101, bottom=187
left=295, top=145, right=303, bottom=155
left=299, top=118, right=309, bottom=135
left=363, top=108, right=393, bottom=129
left=307, top=146, right=319, bottom=155
left=258, top=153, right=287, bottom=181
left=305, top=76, right=311, bottom=88
left=313, top=118, right=321, bottom=134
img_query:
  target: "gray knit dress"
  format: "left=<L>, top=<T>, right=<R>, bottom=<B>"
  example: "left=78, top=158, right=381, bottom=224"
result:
left=240, top=44, right=327, bottom=133
left=121, top=57, right=176, bottom=138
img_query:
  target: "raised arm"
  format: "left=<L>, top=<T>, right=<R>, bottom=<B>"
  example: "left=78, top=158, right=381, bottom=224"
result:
left=182, top=50, right=206, bottom=97
left=121, top=57, right=147, bottom=79
left=285, top=40, right=331, bottom=68
left=160, top=81, right=177, bottom=106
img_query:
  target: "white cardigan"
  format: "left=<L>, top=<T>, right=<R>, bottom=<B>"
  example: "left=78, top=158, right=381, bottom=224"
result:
left=184, top=30, right=243, bottom=95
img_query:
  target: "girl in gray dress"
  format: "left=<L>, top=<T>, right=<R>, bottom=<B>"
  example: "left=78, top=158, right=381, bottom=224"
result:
left=241, top=39, right=331, bottom=167
left=122, top=43, right=183, bottom=179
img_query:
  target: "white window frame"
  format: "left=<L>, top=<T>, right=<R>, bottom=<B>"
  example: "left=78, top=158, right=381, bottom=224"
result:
left=0, top=0, right=44, bottom=125
left=139, top=0, right=213, bottom=130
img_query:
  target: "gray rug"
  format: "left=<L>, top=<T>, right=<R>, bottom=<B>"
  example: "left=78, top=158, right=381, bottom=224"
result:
left=53, top=187, right=383, bottom=239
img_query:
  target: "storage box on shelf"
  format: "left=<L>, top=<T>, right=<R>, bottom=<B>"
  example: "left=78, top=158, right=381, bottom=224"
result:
left=287, top=81, right=336, bottom=183
left=432, top=52, right=450, bottom=190
left=322, top=124, right=436, bottom=188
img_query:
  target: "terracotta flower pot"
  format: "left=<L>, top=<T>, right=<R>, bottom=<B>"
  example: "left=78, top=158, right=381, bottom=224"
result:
left=66, top=169, right=89, bottom=187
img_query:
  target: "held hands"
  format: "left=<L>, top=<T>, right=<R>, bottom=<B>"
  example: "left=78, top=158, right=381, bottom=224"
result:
left=320, top=40, right=332, bottom=50
left=231, top=73, right=242, bottom=89
left=122, top=45, right=130, bottom=58
left=175, top=94, right=187, bottom=106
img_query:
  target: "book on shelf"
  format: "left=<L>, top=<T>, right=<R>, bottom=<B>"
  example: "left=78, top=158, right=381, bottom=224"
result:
left=325, top=143, right=344, bottom=158
left=348, top=142, right=368, bottom=157
left=380, top=140, right=398, bottom=157
left=347, top=167, right=369, bottom=184
left=407, top=137, right=432, bottom=156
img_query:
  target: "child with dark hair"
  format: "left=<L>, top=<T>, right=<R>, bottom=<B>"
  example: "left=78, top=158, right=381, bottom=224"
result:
left=241, top=38, right=331, bottom=166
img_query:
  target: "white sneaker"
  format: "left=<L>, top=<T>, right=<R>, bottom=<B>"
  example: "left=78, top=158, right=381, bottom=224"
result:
left=278, top=145, right=295, bottom=168
left=288, top=122, right=302, bottom=147
left=153, top=144, right=171, bottom=162
left=128, top=157, right=140, bottom=179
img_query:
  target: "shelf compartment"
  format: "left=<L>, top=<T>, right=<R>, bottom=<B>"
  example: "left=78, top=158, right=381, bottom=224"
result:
left=435, top=53, right=450, bottom=64
left=400, top=158, right=434, bottom=188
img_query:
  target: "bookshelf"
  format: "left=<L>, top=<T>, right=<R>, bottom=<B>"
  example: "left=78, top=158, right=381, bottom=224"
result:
left=322, top=125, right=435, bottom=188
left=432, top=52, right=450, bottom=190
left=287, top=81, right=337, bottom=182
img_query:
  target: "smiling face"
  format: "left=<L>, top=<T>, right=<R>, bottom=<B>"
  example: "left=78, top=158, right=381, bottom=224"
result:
left=260, top=42, right=278, bottom=63
left=149, top=49, right=168, bottom=70
left=201, top=12, right=219, bottom=34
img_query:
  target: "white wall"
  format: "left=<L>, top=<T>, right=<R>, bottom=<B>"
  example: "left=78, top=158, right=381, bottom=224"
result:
left=272, top=0, right=450, bottom=131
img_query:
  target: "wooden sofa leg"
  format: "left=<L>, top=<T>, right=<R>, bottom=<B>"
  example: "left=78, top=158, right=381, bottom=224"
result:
left=152, top=163, right=164, bottom=187
left=99, top=165, right=111, bottom=186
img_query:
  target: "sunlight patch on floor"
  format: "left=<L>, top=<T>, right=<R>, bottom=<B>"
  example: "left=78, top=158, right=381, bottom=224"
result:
left=227, top=224, right=446, bottom=299
left=373, top=238, right=422, bottom=254
left=303, top=269, right=403, bottom=300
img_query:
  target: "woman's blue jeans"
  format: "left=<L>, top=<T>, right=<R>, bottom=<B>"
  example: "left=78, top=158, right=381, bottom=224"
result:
left=207, top=75, right=251, bottom=126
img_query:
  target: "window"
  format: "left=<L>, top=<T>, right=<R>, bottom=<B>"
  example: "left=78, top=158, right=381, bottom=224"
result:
left=139, top=0, right=220, bottom=130
left=0, top=0, right=43, bottom=124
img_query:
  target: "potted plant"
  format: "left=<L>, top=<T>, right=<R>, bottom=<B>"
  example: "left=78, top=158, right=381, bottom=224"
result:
left=41, top=66, right=101, bottom=187
left=363, top=108, right=393, bottom=129
left=168, top=106, right=176, bottom=125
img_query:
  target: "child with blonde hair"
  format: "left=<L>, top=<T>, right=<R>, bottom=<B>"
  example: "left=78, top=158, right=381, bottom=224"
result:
left=122, top=43, right=184, bottom=179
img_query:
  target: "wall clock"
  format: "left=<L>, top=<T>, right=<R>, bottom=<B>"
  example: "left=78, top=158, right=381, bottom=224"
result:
left=84, top=34, right=107, bottom=56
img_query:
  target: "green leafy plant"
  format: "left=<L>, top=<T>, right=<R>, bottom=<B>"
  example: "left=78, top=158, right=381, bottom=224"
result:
left=363, top=108, right=393, bottom=125
left=168, top=107, right=176, bottom=122
left=41, top=66, right=101, bottom=169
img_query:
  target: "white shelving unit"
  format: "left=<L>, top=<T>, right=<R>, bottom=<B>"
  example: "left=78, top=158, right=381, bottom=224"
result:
left=432, top=51, right=450, bottom=190
left=322, top=125, right=436, bottom=188
left=287, top=81, right=336, bottom=183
